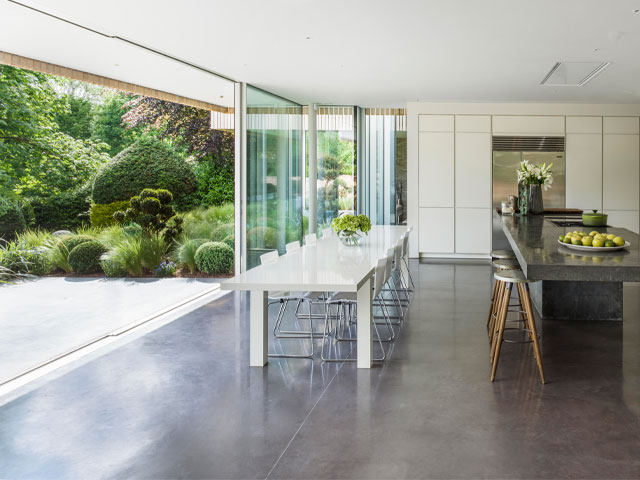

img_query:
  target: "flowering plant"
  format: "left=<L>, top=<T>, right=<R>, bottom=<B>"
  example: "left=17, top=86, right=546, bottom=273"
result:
left=331, top=214, right=371, bottom=246
left=154, top=261, right=177, bottom=278
left=517, top=160, right=553, bottom=190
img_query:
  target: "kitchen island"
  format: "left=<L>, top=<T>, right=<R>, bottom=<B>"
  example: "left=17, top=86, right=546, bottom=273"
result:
left=497, top=212, right=640, bottom=321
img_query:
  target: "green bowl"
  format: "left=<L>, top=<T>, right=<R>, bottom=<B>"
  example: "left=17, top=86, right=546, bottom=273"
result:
left=582, top=211, right=608, bottom=227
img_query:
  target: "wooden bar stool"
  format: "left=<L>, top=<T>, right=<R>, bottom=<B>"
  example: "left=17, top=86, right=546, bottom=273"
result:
left=491, top=249, right=516, bottom=260
left=490, top=270, right=545, bottom=384
left=486, top=259, right=521, bottom=342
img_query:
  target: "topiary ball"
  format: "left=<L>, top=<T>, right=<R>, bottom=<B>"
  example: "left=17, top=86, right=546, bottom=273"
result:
left=140, top=197, right=161, bottom=215
left=68, top=240, right=108, bottom=274
left=194, top=241, right=234, bottom=274
left=59, top=234, right=95, bottom=254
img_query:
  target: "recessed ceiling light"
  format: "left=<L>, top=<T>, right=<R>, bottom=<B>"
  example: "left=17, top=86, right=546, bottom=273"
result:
left=305, top=36, right=311, bottom=40
left=114, top=63, right=119, bottom=67
left=540, top=61, right=611, bottom=86
left=633, top=8, right=640, bottom=13
left=593, top=48, right=600, bottom=52
left=220, top=95, right=224, bottom=98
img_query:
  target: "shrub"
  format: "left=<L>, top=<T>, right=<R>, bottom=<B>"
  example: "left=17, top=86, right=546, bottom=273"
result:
left=211, top=222, right=234, bottom=242
left=222, top=235, right=234, bottom=250
left=68, top=240, right=108, bottom=274
left=100, top=257, right=128, bottom=278
left=28, top=185, right=91, bottom=231
left=174, top=237, right=210, bottom=273
left=0, top=242, right=52, bottom=276
left=91, top=137, right=197, bottom=207
left=15, top=229, right=53, bottom=249
left=101, top=237, right=143, bottom=276
left=46, top=234, right=95, bottom=272
left=139, top=234, right=168, bottom=271
left=194, top=241, right=234, bottom=275
left=113, top=188, right=182, bottom=244
left=90, top=200, right=130, bottom=227
left=194, top=161, right=234, bottom=207
left=247, top=226, right=278, bottom=249
left=0, top=197, right=27, bottom=239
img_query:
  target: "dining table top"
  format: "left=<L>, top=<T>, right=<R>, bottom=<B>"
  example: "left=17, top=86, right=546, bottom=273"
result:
left=221, top=225, right=411, bottom=292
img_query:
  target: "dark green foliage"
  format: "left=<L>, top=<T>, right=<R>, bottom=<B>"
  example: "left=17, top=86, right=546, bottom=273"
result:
left=114, top=188, right=182, bottom=244
left=247, top=226, right=278, bottom=249
left=89, top=200, right=130, bottom=227
left=194, top=160, right=234, bottom=206
left=68, top=240, right=107, bottom=274
left=91, top=137, right=197, bottom=205
left=194, top=241, right=234, bottom=274
left=55, top=95, right=93, bottom=140
left=0, top=197, right=27, bottom=239
left=29, top=185, right=91, bottom=231
left=60, top=234, right=95, bottom=254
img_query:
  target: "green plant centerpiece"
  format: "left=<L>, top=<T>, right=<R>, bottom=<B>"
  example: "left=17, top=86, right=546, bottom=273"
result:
left=331, top=214, right=372, bottom=246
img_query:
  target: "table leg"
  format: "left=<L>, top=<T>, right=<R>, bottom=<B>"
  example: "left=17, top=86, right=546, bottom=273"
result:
left=250, top=290, right=268, bottom=366
left=357, top=277, right=373, bottom=368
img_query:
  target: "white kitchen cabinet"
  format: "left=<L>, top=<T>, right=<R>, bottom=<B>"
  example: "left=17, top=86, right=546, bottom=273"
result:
left=419, top=132, right=454, bottom=207
left=455, top=208, right=491, bottom=254
left=603, top=117, right=639, bottom=135
left=492, top=115, right=565, bottom=136
left=455, top=115, right=491, bottom=133
left=603, top=134, right=640, bottom=211
left=455, top=132, right=491, bottom=208
left=566, top=116, right=602, bottom=134
left=606, top=210, right=639, bottom=233
left=565, top=133, right=602, bottom=211
left=418, top=114, right=454, bottom=132
left=419, top=208, right=454, bottom=253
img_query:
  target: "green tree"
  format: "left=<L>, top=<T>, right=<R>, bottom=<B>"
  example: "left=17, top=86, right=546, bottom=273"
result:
left=55, top=95, right=93, bottom=140
left=92, top=91, right=139, bottom=155
left=0, top=65, right=110, bottom=196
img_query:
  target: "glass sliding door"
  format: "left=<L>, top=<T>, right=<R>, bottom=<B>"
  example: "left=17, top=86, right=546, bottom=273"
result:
left=245, top=86, right=303, bottom=269
left=358, top=108, right=407, bottom=225
left=315, top=106, right=356, bottom=229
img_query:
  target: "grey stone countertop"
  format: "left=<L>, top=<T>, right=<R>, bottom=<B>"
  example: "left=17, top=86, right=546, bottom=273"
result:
left=497, top=211, right=640, bottom=282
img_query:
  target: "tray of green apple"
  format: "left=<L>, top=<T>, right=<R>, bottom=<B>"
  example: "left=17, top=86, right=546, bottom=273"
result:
left=558, top=230, right=630, bottom=252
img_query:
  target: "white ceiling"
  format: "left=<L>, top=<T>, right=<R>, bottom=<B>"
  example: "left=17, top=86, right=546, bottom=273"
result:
left=2, top=0, right=640, bottom=107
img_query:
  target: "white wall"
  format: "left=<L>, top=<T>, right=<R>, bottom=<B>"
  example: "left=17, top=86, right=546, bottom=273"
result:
left=407, top=103, right=640, bottom=258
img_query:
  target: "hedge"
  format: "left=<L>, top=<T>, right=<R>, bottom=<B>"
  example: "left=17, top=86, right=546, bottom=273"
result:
left=194, top=241, right=234, bottom=274
left=91, top=137, right=197, bottom=209
left=90, top=200, right=130, bottom=227
left=0, top=197, right=26, bottom=239
left=28, top=185, right=91, bottom=231
left=247, top=226, right=278, bottom=249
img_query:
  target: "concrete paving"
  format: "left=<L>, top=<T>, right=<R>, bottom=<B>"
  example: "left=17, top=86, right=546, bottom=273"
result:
left=0, top=277, right=219, bottom=384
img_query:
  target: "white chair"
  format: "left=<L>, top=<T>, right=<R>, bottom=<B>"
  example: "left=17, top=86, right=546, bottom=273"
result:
left=320, top=256, right=392, bottom=362
left=401, top=234, right=415, bottom=291
left=260, top=250, right=315, bottom=358
left=322, top=227, right=334, bottom=238
left=286, top=240, right=301, bottom=254
left=304, top=233, right=317, bottom=246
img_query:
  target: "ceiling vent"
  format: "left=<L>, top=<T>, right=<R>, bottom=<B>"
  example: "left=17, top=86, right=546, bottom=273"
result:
left=540, top=62, right=610, bottom=86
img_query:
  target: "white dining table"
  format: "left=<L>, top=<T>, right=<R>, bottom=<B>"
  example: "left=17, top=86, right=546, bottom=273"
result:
left=221, top=225, right=412, bottom=368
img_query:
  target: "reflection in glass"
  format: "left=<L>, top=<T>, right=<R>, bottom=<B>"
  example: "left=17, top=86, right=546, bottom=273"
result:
left=246, top=87, right=303, bottom=269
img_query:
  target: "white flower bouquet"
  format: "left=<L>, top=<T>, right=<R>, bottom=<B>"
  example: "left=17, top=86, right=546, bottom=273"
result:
left=517, top=160, right=553, bottom=190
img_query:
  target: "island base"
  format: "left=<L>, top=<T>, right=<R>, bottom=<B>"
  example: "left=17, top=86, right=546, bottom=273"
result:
left=529, top=280, right=623, bottom=322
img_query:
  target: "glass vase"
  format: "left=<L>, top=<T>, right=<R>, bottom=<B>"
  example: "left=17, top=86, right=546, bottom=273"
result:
left=528, top=184, right=544, bottom=215
left=518, top=183, right=529, bottom=215
left=338, top=231, right=362, bottom=246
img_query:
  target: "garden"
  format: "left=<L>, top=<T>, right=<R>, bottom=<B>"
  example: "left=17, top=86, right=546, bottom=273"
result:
left=0, top=64, right=236, bottom=282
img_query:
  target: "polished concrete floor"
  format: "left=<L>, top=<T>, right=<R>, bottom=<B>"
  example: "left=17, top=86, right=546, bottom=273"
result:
left=0, top=277, right=219, bottom=383
left=1, top=261, right=640, bottom=479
